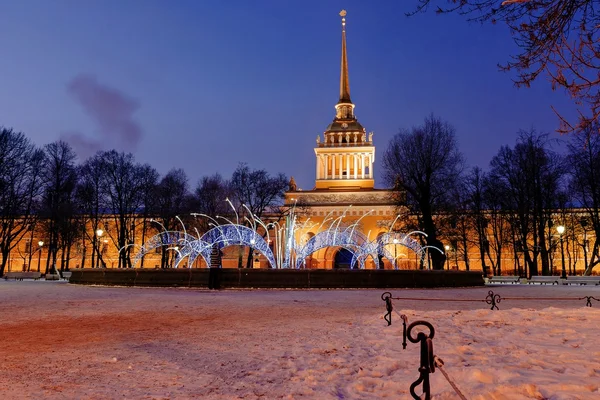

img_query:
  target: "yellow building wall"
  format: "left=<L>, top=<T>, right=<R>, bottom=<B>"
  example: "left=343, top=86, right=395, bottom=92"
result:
left=2, top=213, right=598, bottom=275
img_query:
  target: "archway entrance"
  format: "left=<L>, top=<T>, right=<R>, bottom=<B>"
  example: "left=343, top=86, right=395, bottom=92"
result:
left=334, top=248, right=354, bottom=269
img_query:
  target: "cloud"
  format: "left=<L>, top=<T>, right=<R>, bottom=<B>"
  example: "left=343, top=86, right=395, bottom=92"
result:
left=59, top=131, right=103, bottom=161
left=61, top=74, right=142, bottom=158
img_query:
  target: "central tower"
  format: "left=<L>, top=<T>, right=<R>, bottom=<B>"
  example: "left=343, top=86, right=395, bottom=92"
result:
left=314, top=10, right=375, bottom=190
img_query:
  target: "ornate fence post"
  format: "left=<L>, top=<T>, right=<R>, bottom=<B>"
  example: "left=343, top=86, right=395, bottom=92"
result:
left=406, top=320, right=436, bottom=400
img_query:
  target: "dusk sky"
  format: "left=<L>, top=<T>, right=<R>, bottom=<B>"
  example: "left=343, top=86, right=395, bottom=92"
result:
left=1, top=0, right=576, bottom=190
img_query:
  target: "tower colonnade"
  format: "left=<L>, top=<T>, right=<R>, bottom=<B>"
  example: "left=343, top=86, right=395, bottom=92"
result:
left=316, top=153, right=373, bottom=180
left=312, top=9, right=376, bottom=190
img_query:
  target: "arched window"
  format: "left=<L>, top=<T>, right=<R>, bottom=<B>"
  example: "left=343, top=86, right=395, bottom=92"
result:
left=334, top=248, right=354, bottom=269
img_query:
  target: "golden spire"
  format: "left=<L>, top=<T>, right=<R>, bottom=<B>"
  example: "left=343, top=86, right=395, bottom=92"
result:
left=338, top=10, right=351, bottom=104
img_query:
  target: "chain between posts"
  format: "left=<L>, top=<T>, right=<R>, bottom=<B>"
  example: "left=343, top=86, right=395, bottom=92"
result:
left=382, top=291, right=600, bottom=321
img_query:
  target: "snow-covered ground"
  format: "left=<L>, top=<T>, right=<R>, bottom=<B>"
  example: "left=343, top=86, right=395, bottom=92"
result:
left=1, top=281, right=599, bottom=399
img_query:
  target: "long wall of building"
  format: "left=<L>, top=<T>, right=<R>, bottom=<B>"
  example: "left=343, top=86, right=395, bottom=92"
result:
left=2, top=210, right=598, bottom=276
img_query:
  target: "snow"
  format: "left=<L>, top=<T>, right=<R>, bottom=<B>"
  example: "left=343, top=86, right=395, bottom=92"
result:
left=1, top=281, right=600, bottom=399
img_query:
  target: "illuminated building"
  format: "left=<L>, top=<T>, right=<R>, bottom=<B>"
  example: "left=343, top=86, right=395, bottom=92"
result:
left=284, top=10, right=401, bottom=269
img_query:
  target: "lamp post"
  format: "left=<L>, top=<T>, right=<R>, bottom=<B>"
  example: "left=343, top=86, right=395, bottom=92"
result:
left=102, top=238, right=108, bottom=268
left=37, top=241, right=44, bottom=272
left=96, top=229, right=104, bottom=268
left=444, top=245, right=450, bottom=270
left=393, top=238, right=399, bottom=269
left=556, top=225, right=566, bottom=279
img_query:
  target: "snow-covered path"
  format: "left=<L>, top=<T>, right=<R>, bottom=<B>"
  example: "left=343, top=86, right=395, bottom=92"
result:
left=1, top=281, right=599, bottom=399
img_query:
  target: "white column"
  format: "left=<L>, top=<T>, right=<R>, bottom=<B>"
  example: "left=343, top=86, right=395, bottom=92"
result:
left=319, top=155, right=323, bottom=179
left=360, top=154, right=365, bottom=179
left=368, top=154, right=373, bottom=178
left=319, top=155, right=324, bottom=179
left=345, top=155, right=350, bottom=179
left=325, top=154, right=329, bottom=179
left=316, top=155, right=320, bottom=180
left=332, top=154, right=336, bottom=179
left=338, top=155, right=343, bottom=180
left=353, top=154, right=358, bottom=179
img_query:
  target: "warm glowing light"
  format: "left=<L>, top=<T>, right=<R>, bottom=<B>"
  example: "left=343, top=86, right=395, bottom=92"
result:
left=392, top=238, right=399, bottom=244
left=38, top=241, right=44, bottom=247
left=444, top=245, right=450, bottom=251
left=556, top=225, right=565, bottom=235
left=96, top=229, right=104, bottom=237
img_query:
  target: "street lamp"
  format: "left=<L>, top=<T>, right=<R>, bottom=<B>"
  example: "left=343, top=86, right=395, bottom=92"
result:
left=37, top=241, right=44, bottom=272
left=96, top=229, right=104, bottom=268
left=556, top=225, right=566, bottom=279
left=444, top=245, right=450, bottom=270
left=393, top=238, right=399, bottom=268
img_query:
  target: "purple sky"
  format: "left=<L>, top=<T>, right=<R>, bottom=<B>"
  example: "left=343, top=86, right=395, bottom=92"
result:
left=0, top=0, right=575, bottom=190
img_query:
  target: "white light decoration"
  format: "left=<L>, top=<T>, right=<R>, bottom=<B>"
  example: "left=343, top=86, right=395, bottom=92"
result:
left=294, top=228, right=377, bottom=269
left=132, top=231, right=201, bottom=268
left=180, top=224, right=277, bottom=269
left=133, top=206, right=444, bottom=271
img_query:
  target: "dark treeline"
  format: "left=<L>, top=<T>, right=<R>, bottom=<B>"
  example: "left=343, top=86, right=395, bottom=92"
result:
left=2, top=118, right=600, bottom=277
left=0, top=127, right=288, bottom=274
left=382, top=115, right=600, bottom=276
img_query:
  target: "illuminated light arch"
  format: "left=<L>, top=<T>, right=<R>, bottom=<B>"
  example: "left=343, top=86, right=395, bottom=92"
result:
left=376, top=232, right=425, bottom=269
left=352, top=239, right=389, bottom=269
left=295, top=229, right=378, bottom=269
left=376, top=232, right=444, bottom=269
left=133, top=231, right=198, bottom=268
left=183, top=224, right=277, bottom=268
left=173, top=239, right=212, bottom=268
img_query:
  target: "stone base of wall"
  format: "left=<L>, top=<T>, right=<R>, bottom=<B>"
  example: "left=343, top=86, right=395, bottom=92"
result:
left=69, top=268, right=484, bottom=288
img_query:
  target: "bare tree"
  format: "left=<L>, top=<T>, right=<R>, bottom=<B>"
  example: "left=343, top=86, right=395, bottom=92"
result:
left=382, top=115, right=465, bottom=270
left=193, top=173, right=232, bottom=232
left=489, top=130, right=566, bottom=277
left=39, top=141, right=79, bottom=273
left=152, top=168, right=191, bottom=268
left=0, top=128, right=45, bottom=275
left=481, top=174, right=511, bottom=276
left=100, top=151, right=157, bottom=268
left=442, top=179, right=474, bottom=271
left=76, top=153, right=107, bottom=268
left=410, top=0, right=600, bottom=132
left=134, top=164, right=159, bottom=268
left=230, top=163, right=289, bottom=268
left=568, top=122, right=600, bottom=274
left=465, top=167, right=490, bottom=274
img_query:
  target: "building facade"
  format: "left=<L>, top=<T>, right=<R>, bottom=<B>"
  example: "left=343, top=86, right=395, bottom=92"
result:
left=284, top=10, right=402, bottom=270
left=2, top=11, right=598, bottom=277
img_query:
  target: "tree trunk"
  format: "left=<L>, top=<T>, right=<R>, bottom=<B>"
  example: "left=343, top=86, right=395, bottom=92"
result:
left=246, top=248, right=253, bottom=269
left=0, top=248, right=9, bottom=276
